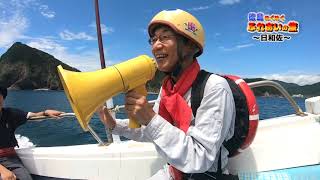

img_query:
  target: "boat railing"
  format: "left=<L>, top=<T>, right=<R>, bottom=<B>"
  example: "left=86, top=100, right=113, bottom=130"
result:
left=248, top=80, right=306, bottom=116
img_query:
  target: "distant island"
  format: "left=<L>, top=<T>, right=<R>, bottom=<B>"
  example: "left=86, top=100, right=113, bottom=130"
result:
left=0, top=42, right=319, bottom=97
left=0, top=42, right=79, bottom=90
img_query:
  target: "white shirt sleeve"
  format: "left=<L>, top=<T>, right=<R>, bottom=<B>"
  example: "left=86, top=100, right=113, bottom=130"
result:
left=111, top=119, right=151, bottom=142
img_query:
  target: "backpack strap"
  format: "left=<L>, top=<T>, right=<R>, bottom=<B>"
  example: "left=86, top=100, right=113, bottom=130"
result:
left=191, top=70, right=212, bottom=117
left=191, top=70, right=225, bottom=175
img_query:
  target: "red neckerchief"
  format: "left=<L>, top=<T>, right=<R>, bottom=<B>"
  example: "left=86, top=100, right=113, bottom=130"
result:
left=158, top=60, right=200, bottom=180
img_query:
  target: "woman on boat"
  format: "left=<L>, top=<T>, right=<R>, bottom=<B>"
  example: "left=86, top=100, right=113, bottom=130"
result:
left=0, top=86, right=64, bottom=180
left=99, top=9, right=237, bottom=180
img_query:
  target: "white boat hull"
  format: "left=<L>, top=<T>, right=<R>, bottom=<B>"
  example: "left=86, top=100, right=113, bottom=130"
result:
left=227, top=113, right=320, bottom=174
left=17, top=141, right=166, bottom=180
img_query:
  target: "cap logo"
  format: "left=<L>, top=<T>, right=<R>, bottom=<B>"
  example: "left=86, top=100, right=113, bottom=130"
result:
left=184, top=22, right=198, bottom=35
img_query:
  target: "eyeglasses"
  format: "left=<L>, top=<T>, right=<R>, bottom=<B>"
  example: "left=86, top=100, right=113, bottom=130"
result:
left=148, top=34, right=176, bottom=45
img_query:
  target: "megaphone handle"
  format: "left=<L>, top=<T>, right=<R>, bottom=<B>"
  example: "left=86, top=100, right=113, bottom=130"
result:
left=128, top=85, right=147, bottom=128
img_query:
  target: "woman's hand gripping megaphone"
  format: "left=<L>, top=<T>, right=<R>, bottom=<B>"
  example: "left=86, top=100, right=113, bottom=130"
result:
left=125, top=90, right=156, bottom=126
left=98, top=90, right=156, bottom=129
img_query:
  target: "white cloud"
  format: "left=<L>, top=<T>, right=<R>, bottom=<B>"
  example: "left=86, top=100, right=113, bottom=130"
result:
left=59, top=30, right=96, bottom=41
left=261, top=74, right=320, bottom=86
left=27, top=38, right=66, bottom=52
left=5, top=0, right=55, bottom=18
left=39, top=5, right=55, bottom=18
left=0, top=0, right=55, bottom=48
left=188, top=6, right=211, bottom=11
left=219, top=43, right=254, bottom=51
left=100, top=24, right=114, bottom=34
left=0, top=0, right=30, bottom=48
left=26, top=38, right=113, bottom=71
left=89, top=22, right=114, bottom=34
left=0, top=14, right=28, bottom=48
left=236, top=44, right=253, bottom=48
left=8, top=0, right=37, bottom=9
left=219, top=0, right=240, bottom=5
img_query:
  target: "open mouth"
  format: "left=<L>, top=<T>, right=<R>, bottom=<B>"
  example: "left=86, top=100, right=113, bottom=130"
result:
left=155, top=54, right=168, bottom=62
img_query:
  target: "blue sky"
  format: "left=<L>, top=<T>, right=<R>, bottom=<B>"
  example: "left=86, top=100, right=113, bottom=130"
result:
left=0, top=0, right=319, bottom=85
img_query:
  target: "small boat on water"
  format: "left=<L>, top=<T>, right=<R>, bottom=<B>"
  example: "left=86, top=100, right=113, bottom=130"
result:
left=16, top=92, right=320, bottom=179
